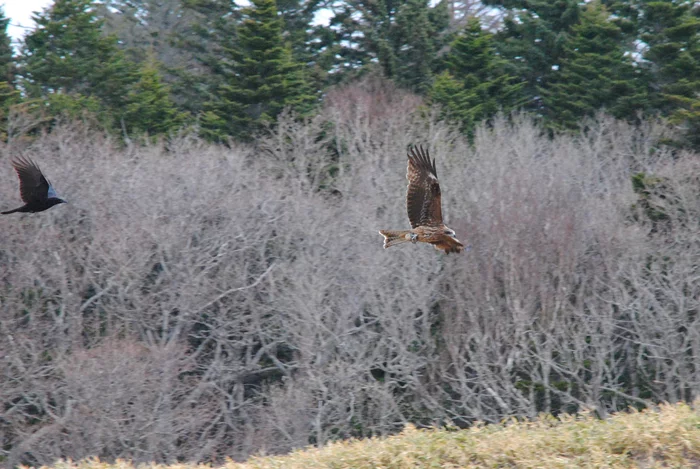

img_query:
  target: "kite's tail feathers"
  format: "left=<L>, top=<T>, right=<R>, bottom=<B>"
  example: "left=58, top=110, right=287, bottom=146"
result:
left=379, top=230, right=412, bottom=249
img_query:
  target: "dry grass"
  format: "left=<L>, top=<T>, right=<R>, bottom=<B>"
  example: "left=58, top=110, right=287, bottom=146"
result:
left=36, top=402, right=700, bottom=468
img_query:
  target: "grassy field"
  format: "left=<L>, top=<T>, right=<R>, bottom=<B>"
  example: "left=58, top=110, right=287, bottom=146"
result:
left=36, top=402, right=700, bottom=469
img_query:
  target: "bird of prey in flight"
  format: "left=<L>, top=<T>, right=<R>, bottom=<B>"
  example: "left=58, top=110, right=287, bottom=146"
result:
left=2, top=157, right=67, bottom=214
left=379, top=145, right=464, bottom=254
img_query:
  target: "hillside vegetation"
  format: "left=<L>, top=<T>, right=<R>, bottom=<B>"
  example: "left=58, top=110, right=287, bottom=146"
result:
left=2, top=0, right=699, bottom=147
left=2, top=81, right=700, bottom=467
left=33, top=402, right=700, bottom=468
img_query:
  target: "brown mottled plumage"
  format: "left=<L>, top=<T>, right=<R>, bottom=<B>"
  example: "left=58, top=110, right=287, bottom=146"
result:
left=379, top=145, right=464, bottom=254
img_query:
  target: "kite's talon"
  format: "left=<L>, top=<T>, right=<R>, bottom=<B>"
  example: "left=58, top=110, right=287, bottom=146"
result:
left=410, top=233, right=418, bottom=244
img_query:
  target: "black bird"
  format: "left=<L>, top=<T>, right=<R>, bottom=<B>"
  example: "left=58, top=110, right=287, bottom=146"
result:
left=2, top=157, right=67, bottom=214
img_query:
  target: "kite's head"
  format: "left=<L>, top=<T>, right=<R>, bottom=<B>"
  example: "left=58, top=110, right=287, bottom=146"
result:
left=443, top=228, right=458, bottom=239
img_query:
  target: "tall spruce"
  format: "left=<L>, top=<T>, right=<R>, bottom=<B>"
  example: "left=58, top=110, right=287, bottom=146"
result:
left=276, top=0, right=321, bottom=62
left=640, top=1, right=700, bottom=148
left=100, top=0, right=244, bottom=118
left=122, top=58, right=188, bottom=137
left=201, top=0, right=315, bottom=141
left=0, top=6, right=18, bottom=140
left=175, top=0, right=242, bottom=117
left=0, top=6, right=12, bottom=85
left=484, top=0, right=582, bottom=113
left=431, top=17, right=524, bottom=137
left=18, top=0, right=137, bottom=127
left=393, top=0, right=448, bottom=92
left=276, top=0, right=329, bottom=105
left=541, top=2, right=649, bottom=130
left=321, top=0, right=449, bottom=88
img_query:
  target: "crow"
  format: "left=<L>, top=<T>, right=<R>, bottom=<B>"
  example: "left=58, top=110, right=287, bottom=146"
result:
left=2, top=156, right=67, bottom=214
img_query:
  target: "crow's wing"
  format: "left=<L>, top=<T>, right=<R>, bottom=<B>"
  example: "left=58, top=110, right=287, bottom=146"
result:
left=405, top=145, right=443, bottom=228
left=11, top=156, right=51, bottom=204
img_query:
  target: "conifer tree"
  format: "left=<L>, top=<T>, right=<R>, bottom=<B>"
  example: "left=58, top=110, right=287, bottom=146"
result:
left=431, top=18, right=524, bottom=137
left=640, top=1, right=700, bottom=147
left=321, top=0, right=449, bottom=87
left=123, top=0, right=244, bottom=117
left=541, top=2, right=649, bottom=130
left=18, top=0, right=137, bottom=127
left=0, top=7, right=18, bottom=140
left=276, top=0, right=321, bottom=62
left=202, top=0, right=316, bottom=141
left=122, top=59, right=188, bottom=137
left=0, top=7, right=12, bottom=85
left=484, top=0, right=582, bottom=112
left=393, top=0, right=448, bottom=92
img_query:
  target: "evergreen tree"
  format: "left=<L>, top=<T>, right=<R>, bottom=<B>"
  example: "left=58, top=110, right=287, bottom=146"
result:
left=276, top=0, right=322, bottom=62
left=99, top=0, right=246, bottom=118
left=0, top=6, right=13, bottom=85
left=484, top=0, right=582, bottom=113
left=175, top=0, right=242, bottom=116
left=0, top=7, right=18, bottom=141
left=276, top=0, right=331, bottom=106
left=330, top=0, right=397, bottom=77
left=430, top=17, right=524, bottom=137
left=202, top=0, right=316, bottom=141
left=122, top=58, right=188, bottom=137
left=541, top=2, right=649, bottom=130
left=18, top=0, right=137, bottom=128
left=320, top=0, right=449, bottom=88
left=393, top=0, right=448, bottom=92
left=640, top=1, right=700, bottom=148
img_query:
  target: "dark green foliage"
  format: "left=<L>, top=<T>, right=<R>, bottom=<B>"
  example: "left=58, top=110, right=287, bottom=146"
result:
left=276, top=0, right=321, bottom=62
left=601, top=0, right=700, bottom=148
left=9, top=0, right=700, bottom=144
left=485, top=0, right=582, bottom=113
left=18, top=0, right=137, bottom=128
left=122, top=59, right=189, bottom=138
left=0, top=7, right=18, bottom=141
left=201, top=0, right=316, bottom=141
left=320, top=0, right=449, bottom=89
left=0, top=81, right=20, bottom=142
left=392, top=0, right=446, bottom=92
left=276, top=0, right=330, bottom=101
left=169, top=0, right=242, bottom=116
left=541, top=2, right=649, bottom=130
left=0, top=6, right=13, bottom=85
left=16, top=0, right=189, bottom=137
left=430, top=18, right=525, bottom=137
left=322, top=0, right=396, bottom=78
left=96, top=0, right=221, bottom=118
left=641, top=1, right=700, bottom=148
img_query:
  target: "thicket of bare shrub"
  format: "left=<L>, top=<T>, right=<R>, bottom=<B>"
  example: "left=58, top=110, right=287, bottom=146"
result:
left=1, top=79, right=698, bottom=467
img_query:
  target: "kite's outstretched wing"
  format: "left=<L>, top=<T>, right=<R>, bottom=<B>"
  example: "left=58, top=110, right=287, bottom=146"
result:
left=406, top=145, right=443, bottom=228
left=11, top=156, right=51, bottom=205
